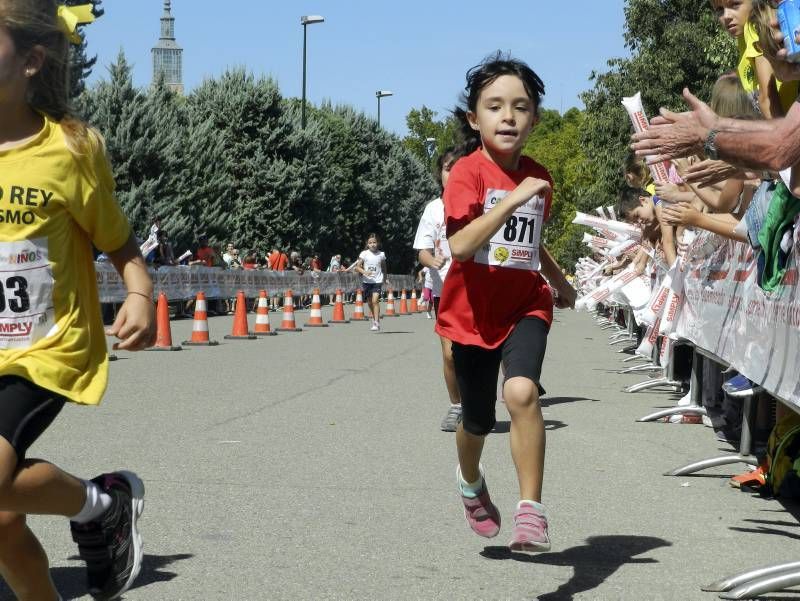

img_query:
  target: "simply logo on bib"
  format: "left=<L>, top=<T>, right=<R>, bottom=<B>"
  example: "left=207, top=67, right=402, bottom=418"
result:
left=475, top=189, right=544, bottom=271
left=0, top=239, right=55, bottom=349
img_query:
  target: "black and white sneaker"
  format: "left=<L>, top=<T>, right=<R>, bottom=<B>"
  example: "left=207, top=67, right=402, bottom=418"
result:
left=70, top=471, right=145, bottom=600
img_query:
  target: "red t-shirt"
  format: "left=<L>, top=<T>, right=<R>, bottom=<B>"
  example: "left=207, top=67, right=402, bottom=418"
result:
left=435, top=150, right=554, bottom=349
left=195, top=245, right=216, bottom=267
left=269, top=251, right=288, bottom=271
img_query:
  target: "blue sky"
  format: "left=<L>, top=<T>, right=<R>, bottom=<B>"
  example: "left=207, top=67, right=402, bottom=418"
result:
left=85, top=1, right=630, bottom=136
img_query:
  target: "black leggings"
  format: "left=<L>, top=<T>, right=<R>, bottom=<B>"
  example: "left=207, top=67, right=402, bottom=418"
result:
left=0, top=376, right=65, bottom=461
left=451, top=317, right=548, bottom=436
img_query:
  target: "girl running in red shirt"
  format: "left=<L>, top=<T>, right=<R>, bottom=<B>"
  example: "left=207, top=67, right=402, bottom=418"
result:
left=436, top=53, right=576, bottom=552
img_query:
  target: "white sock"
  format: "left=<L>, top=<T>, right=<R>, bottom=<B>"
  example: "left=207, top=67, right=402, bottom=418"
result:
left=459, top=474, right=484, bottom=498
left=70, top=480, right=112, bottom=524
left=519, top=499, right=547, bottom=514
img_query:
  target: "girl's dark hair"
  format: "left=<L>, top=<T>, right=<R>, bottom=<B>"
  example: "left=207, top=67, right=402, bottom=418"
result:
left=433, top=146, right=466, bottom=189
left=453, top=51, right=545, bottom=154
left=616, top=186, right=647, bottom=220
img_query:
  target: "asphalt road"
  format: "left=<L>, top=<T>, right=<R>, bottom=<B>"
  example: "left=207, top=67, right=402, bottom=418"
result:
left=5, top=306, right=798, bottom=600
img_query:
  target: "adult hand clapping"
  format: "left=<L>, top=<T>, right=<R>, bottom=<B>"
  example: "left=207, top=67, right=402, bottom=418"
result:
left=630, top=88, right=720, bottom=163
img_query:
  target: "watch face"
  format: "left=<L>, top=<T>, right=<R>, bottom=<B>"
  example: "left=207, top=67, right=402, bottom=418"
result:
left=704, top=130, right=718, bottom=160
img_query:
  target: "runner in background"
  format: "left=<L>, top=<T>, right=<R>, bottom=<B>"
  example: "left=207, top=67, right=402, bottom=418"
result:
left=355, top=234, right=388, bottom=332
left=414, top=147, right=465, bottom=431
left=416, top=266, right=433, bottom=318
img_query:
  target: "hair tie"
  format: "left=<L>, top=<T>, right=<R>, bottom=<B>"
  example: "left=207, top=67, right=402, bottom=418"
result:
left=56, top=4, right=96, bottom=45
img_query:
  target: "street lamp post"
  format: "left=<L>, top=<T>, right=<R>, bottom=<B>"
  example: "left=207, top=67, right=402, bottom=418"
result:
left=425, top=137, right=437, bottom=158
left=300, top=14, right=324, bottom=129
left=376, top=90, right=393, bottom=127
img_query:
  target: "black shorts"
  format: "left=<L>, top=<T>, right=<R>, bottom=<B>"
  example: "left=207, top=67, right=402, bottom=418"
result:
left=362, top=282, right=382, bottom=299
left=433, top=296, right=441, bottom=317
left=451, top=317, right=548, bottom=436
left=0, top=376, right=65, bottom=460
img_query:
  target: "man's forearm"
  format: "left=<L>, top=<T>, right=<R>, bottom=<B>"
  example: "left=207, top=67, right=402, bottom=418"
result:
left=716, top=105, right=800, bottom=171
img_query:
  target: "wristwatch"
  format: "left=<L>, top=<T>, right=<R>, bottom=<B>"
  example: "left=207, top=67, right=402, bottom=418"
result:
left=704, top=129, right=719, bottom=160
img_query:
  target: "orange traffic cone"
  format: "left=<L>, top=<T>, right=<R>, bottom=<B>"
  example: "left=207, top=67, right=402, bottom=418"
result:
left=409, top=289, right=419, bottom=314
left=225, top=290, right=257, bottom=339
left=305, top=288, right=328, bottom=327
left=352, top=289, right=367, bottom=321
left=148, top=291, right=182, bottom=351
left=254, top=290, right=277, bottom=336
left=182, top=291, right=219, bottom=346
left=385, top=288, right=397, bottom=317
left=328, top=289, right=350, bottom=323
left=277, top=290, right=302, bottom=332
left=398, top=289, right=409, bottom=315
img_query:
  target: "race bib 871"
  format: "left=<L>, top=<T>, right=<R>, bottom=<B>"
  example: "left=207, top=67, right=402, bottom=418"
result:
left=474, top=189, right=545, bottom=271
left=0, top=239, right=55, bottom=349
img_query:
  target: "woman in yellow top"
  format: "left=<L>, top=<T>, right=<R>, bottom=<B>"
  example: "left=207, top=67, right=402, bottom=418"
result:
left=0, top=2, right=155, bottom=600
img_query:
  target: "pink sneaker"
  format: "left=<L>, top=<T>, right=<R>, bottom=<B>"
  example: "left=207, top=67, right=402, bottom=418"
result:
left=456, top=465, right=500, bottom=538
left=509, top=502, right=550, bottom=552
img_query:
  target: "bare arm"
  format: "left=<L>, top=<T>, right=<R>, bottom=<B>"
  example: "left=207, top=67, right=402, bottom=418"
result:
left=418, top=249, right=446, bottom=270
left=632, top=247, right=650, bottom=275
left=354, top=258, right=367, bottom=277
left=539, top=245, right=576, bottom=309
left=754, top=56, right=781, bottom=119
left=631, top=88, right=800, bottom=170
left=106, top=233, right=156, bottom=350
left=661, top=203, right=747, bottom=242
left=716, top=104, right=800, bottom=170
left=685, top=178, right=743, bottom=213
left=448, top=177, right=551, bottom=262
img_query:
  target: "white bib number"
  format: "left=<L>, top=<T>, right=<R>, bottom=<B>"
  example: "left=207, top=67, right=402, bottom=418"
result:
left=474, top=189, right=545, bottom=271
left=0, top=239, right=55, bottom=349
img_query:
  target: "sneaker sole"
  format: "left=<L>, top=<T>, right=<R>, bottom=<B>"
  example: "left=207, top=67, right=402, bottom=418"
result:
left=107, top=470, right=145, bottom=601
left=509, top=539, right=551, bottom=553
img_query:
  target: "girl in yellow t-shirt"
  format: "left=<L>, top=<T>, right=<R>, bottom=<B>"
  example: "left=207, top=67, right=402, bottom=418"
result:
left=0, top=2, right=155, bottom=600
left=710, top=0, right=797, bottom=117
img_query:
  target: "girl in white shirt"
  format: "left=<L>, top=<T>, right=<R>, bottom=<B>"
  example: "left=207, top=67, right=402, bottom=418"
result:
left=355, top=234, right=388, bottom=331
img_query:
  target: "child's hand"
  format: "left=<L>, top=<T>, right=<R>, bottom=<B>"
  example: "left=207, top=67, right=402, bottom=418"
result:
left=662, top=202, right=699, bottom=227
left=106, top=293, right=156, bottom=351
left=654, top=182, right=682, bottom=203
left=513, top=177, right=551, bottom=208
left=430, top=255, right=447, bottom=270
left=683, top=159, right=741, bottom=188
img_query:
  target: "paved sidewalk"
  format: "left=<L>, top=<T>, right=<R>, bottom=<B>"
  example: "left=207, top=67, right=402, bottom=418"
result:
left=6, top=308, right=798, bottom=600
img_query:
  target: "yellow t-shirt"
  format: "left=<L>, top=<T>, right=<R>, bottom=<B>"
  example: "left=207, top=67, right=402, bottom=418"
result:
left=0, top=115, right=130, bottom=405
left=738, top=22, right=799, bottom=113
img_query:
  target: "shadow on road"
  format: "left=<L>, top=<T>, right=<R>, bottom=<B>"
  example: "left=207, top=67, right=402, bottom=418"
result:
left=480, top=535, right=670, bottom=601
left=28, top=553, right=194, bottom=601
left=540, top=396, right=602, bottom=407
left=493, top=420, right=567, bottom=434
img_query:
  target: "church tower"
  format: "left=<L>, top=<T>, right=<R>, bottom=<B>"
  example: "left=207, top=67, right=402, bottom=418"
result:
left=151, top=0, right=183, bottom=94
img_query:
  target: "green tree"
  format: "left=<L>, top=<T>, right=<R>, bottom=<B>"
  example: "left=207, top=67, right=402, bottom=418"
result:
left=524, top=108, right=594, bottom=268
left=76, top=52, right=181, bottom=239
left=580, top=0, right=737, bottom=205
left=403, top=106, right=459, bottom=166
